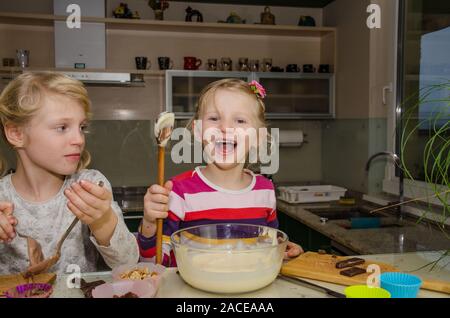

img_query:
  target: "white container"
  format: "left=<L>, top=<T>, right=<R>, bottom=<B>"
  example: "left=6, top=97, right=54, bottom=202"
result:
left=277, top=185, right=347, bottom=203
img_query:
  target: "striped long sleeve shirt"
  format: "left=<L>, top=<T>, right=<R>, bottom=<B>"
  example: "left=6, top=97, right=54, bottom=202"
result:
left=137, top=166, right=278, bottom=266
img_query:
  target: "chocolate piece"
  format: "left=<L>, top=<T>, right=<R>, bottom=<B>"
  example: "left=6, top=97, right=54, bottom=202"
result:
left=73, top=278, right=106, bottom=298
left=335, top=257, right=365, bottom=269
left=339, top=267, right=366, bottom=277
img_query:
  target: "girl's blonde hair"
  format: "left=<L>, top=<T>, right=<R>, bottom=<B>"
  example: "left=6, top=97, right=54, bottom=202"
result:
left=187, top=78, right=271, bottom=172
left=189, top=78, right=267, bottom=129
left=0, top=71, right=92, bottom=176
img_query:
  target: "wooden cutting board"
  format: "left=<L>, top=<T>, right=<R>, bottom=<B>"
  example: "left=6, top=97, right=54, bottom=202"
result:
left=0, top=272, right=56, bottom=297
left=281, top=252, right=450, bottom=294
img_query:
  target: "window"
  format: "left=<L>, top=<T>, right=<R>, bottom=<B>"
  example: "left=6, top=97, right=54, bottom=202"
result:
left=384, top=0, right=449, bottom=206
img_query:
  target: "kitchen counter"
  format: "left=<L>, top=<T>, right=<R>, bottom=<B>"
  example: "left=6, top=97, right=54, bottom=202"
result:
left=277, top=200, right=450, bottom=255
left=51, top=251, right=449, bottom=298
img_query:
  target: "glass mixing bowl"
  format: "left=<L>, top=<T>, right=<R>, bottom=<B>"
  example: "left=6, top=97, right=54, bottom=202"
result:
left=171, top=223, right=288, bottom=294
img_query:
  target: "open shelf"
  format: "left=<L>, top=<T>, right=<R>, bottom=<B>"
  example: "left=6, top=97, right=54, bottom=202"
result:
left=0, top=12, right=336, bottom=37
left=0, top=66, right=165, bottom=76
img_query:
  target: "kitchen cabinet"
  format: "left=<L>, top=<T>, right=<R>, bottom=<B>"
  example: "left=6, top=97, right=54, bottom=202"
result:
left=166, top=70, right=249, bottom=116
left=166, top=70, right=335, bottom=119
left=123, top=211, right=142, bottom=234
left=278, top=210, right=338, bottom=254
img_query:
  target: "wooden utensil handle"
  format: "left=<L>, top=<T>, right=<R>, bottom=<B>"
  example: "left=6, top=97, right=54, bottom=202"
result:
left=156, top=147, right=165, bottom=264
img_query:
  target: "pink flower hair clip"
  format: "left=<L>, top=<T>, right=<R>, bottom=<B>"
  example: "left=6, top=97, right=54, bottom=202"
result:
left=249, top=80, right=266, bottom=99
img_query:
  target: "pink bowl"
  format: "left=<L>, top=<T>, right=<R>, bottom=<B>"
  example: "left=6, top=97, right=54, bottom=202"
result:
left=91, top=280, right=156, bottom=298
left=112, top=262, right=165, bottom=288
left=5, top=283, right=53, bottom=298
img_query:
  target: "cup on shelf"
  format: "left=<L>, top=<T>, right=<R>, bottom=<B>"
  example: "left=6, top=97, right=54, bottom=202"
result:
left=207, top=58, right=217, bottom=71
left=218, top=57, right=232, bottom=71
left=16, top=49, right=29, bottom=68
left=286, top=64, right=300, bottom=72
left=135, top=56, right=151, bottom=70
left=318, top=64, right=330, bottom=73
left=158, top=56, right=173, bottom=70
left=184, top=56, right=202, bottom=70
left=238, top=57, right=249, bottom=72
left=302, top=64, right=316, bottom=73
left=249, top=59, right=259, bottom=72
left=262, top=58, right=272, bottom=72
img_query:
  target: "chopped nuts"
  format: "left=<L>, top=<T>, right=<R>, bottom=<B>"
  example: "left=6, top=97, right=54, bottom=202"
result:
left=120, top=267, right=158, bottom=280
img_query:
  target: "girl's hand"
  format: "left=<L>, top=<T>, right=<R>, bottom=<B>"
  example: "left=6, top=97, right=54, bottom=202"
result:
left=64, top=180, right=113, bottom=227
left=0, top=201, right=17, bottom=243
left=284, top=241, right=304, bottom=260
left=143, top=180, right=172, bottom=223
left=140, top=180, right=172, bottom=238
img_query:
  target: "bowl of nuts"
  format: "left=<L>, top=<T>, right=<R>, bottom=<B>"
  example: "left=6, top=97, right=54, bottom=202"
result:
left=112, top=262, right=166, bottom=288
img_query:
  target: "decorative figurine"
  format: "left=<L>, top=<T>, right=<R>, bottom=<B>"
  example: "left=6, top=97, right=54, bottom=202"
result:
left=224, top=12, right=246, bottom=24
left=185, top=6, right=203, bottom=22
left=260, top=6, right=275, bottom=25
left=148, top=0, right=169, bottom=20
left=113, top=3, right=134, bottom=19
left=298, top=16, right=316, bottom=27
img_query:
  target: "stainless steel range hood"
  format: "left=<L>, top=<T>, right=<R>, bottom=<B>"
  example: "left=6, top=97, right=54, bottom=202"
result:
left=57, top=71, right=139, bottom=86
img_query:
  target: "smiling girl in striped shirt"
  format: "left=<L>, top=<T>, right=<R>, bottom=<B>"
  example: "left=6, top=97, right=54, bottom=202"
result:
left=138, top=79, right=303, bottom=266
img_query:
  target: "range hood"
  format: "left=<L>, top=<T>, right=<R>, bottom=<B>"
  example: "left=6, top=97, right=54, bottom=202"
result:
left=58, top=71, right=136, bottom=86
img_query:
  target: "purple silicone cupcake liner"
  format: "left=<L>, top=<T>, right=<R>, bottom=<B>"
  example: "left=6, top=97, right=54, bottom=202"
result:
left=6, top=283, right=53, bottom=298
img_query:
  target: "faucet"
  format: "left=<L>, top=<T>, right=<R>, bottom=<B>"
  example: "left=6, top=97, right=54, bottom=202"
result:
left=365, top=151, right=404, bottom=221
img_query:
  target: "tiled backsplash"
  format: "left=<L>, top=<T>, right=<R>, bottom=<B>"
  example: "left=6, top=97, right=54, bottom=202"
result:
left=0, top=118, right=387, bottom=195
left=321, top=118, right=387, bottom=194
left=0, top=119, right=323, bottom=187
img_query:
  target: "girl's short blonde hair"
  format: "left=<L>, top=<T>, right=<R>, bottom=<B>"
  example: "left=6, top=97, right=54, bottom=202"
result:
left=189, top=78, right=267, bottom=129
left=187, top=78, right=271, bottom=172
left=0, top=71, right=92, bottom=175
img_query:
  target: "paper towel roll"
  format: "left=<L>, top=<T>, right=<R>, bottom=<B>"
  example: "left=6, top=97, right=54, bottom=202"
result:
left=279, top=130, right=304, bottom=147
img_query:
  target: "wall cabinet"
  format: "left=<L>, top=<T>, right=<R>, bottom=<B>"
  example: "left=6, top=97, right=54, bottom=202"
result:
left=166, top=70, right=335, bottom=119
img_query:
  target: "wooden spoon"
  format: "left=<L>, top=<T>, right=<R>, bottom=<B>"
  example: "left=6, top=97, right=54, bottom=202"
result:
left=154, top=112, right=175, bottom=264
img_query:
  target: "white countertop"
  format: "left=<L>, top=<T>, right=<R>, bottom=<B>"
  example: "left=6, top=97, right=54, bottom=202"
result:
left=52, top=251, right=450, bottom=298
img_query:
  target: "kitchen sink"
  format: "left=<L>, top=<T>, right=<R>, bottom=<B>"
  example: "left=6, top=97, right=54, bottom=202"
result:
left=306, top=206, right=405, bottom=229
left=306, top=207, right=388, bottom=220
left=338, top=222, right=403, bottom=230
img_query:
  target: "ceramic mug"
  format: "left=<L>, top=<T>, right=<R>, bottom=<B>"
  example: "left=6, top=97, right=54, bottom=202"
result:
left=158, top=56, right=173, bottom=70
left=207, top=58, right=217, bottom=71
left=249, top=59, right=259, bottom=72
left=286, top=64, right=300, bottom=72
left=135, top=56, right=151, bottom=70
left=303, top=64, right=316, bottom=73
left=262, top=58, right=272, bottom=72
left=184, top=56, right=202, bottom=70
left=318, top=64, right=330, bottom=73
left=218, top=57, right=232, bottom=71
left=238, top=57, right=249, bottom=72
